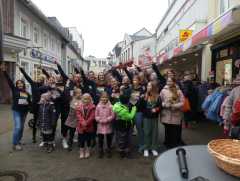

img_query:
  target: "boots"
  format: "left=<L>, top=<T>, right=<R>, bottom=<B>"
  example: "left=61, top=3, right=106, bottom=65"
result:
left=47, top=144, right=54, bottom=153
left=106, top=149, right=112, bottom=158
left=79, top=148, right=85, bottom=159
left=98, top=148, right=104, bottom=158
left=85, top=147, right=90, bottom=158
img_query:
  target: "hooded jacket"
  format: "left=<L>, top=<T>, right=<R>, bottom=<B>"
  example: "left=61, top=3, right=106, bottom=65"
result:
left=95, top=101, right=115, bottom=134
left=113, top=102, right=137, bottom=129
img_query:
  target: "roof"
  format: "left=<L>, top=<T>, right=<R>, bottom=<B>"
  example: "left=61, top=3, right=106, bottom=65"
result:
left=20, top=0, right=69, bottom=42
left=129, top=35, right=149, bottom=41
left=133, top=27, right=152, bottom=36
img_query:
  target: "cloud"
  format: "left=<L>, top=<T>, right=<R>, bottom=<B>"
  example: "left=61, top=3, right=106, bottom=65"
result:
left=32, top=0, right=168, bottom=57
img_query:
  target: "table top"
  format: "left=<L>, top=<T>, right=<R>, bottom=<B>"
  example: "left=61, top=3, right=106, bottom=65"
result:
left=153, top=145, right=239, bottom=181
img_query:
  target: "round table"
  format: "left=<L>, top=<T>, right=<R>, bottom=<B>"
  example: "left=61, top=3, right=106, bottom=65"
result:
left=153, top=145, right=239, bottom=181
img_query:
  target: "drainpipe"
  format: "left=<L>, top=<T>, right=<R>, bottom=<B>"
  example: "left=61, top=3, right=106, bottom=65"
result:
left=0, top=0, right=4, bottom=62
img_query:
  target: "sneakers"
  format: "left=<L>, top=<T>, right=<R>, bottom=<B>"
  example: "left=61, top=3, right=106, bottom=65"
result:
left=62, top=138, right=69, bottom=149
left=143, top=150, right=149, bottom=157
left=79, top=148, right=84, bottom=159
left=13, top=145, right=22, bottom=151
left=152, top=150, right=158, bottom=157
left=39, top=141, right=45, bottom=147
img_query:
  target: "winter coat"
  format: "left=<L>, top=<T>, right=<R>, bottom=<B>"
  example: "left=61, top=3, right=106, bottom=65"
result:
left=37, top=102, right=57, bottom=134
left=223, top=86, right=240, bottom=121
left=113, top=102, right=137, bottom=129
left=141, top=97, right=161, bottom=118
left=160, top=85, right=184, bottom=125
left=65, top=98, right=81, bottom=128
left=95, top=101, right=115, bottom=134
left=181, top=80, right=198, bottom=113
left=3, top=71, right=31, bottom=113
left=76, top=103, right=95, bottom=134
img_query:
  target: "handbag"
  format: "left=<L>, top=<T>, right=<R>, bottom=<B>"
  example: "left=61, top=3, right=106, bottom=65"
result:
left=182, top=97, right=191, bottom=112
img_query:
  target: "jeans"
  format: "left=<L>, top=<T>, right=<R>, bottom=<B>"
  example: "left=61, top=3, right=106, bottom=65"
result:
left=12, top=111, right=27, bottom=145
left=135, top=112, right=144, bottom=150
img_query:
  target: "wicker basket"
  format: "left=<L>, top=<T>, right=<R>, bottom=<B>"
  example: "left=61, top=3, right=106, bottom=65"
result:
left=208, top=139, right=240, bottom=177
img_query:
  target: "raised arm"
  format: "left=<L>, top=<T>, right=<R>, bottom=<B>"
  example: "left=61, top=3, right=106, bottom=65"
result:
left=152, top=63, right=166, bottom=86
left=123, top=67, right=133, bottom=83
left=3, top=70, right=15, bottom=92
left=19, top=66, right=34, bottom=85
left=55, top=62, right=68, bottom=82
left=111, top=68, right=122, bottom=83
left=41, top=68, right=50, bottom=79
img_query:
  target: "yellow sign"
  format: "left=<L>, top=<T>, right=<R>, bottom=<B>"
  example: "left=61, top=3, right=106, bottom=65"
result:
left=179, top=30, right=193, bottom=42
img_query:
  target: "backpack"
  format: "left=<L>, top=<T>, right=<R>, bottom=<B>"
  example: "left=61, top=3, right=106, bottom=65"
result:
left=231, top=98, right=240, bottom=126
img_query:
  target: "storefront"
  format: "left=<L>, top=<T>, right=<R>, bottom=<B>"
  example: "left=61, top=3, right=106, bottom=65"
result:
left=211, top=36, right=240, bottom=85
left=157, top=5, right=240, bottom=82
left=0, top=34, right=28, bottom=104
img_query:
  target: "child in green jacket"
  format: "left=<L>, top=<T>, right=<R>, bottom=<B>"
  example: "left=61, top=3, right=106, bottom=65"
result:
left=113, top=94, right=137, bottom=158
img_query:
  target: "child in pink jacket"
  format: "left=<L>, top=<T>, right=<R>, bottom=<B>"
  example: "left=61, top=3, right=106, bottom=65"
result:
left=95, top=92, right=115, bottom=158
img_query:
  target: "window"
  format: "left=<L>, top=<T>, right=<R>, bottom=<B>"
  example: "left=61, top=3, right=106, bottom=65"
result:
left=33, top=25, right=39, bottom=44
left=43, top=33, right=48, bottom=49
left=220, top=0, right=229, bottom=14
left=50, top=37, right=55, bottom=51
left=20, top=18, right=28, bottom=38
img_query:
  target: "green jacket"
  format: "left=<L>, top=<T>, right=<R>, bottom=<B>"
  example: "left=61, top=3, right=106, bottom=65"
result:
left=113, top=102, right=137, bottom=123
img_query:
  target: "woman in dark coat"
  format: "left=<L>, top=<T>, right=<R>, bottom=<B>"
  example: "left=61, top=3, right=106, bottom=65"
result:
left=1, top=64, right=31, bottom=151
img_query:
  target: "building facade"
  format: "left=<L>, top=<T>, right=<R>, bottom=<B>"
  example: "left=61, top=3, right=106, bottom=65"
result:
left=86, top=55, right=109, bottom=74
left=155, top=0, right=240, bottom=83
left=111, top=28, right=156, bottom=68
left=0, top=0, right=86, bottom=103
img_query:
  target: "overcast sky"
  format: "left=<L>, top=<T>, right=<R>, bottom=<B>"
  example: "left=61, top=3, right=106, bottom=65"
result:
left=32, top=0, right=168, bottom=58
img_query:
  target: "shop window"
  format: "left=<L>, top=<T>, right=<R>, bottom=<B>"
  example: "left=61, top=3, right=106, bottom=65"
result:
left=216, top=59, right=232, bottom=85
left=220, top=0, right=229, bottom=14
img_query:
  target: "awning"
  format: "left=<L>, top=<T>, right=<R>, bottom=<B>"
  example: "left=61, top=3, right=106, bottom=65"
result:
left=159, top=5, right=240, bottom=64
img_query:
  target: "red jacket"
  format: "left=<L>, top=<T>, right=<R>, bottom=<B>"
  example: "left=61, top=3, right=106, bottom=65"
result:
left=76, top=103, right=95, bottom=134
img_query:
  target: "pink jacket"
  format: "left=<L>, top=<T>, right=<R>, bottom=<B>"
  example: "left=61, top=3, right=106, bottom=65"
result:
left=160, top=85, right=184, bottom=125
left=95, top=101, right=115, bottom=134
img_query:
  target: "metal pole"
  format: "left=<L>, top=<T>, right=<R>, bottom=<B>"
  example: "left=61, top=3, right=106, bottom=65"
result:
left=0, top=0, right=4, bottom=62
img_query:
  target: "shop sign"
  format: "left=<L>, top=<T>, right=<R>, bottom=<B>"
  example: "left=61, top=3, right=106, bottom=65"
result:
left=30, top=49, right=56, bottom=63
left=179, top=30, right=193, bottom=43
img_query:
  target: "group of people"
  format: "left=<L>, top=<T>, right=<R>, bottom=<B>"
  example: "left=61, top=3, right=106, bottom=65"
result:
left=0, top=61, right=211, bottom=158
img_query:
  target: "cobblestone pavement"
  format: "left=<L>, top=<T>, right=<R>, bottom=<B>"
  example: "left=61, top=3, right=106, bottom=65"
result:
left=0, top=104, right=223, bottom=181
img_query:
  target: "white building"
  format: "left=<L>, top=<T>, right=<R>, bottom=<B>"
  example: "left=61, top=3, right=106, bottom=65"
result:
left=0, top=0, right=87, bottom=103
left=86, top=55, right=109, bottom=74
left=155, top=0, right=240, bottom=83
left=111, top=28, right=156, bottom=68
left=68, top=27, right=84, bottom=56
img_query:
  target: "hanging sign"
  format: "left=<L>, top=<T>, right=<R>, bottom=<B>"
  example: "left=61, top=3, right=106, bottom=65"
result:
left=179, top=30, right=193, bottom=43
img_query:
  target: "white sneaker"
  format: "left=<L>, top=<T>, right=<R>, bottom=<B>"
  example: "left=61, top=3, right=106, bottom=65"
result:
left=62, top=138, right=69, bottom=149
left=39, top=141, right=45, bottom=147
left=152, top=150, right=158, bottom=156
left=143, top=150, right=149, bottom=157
